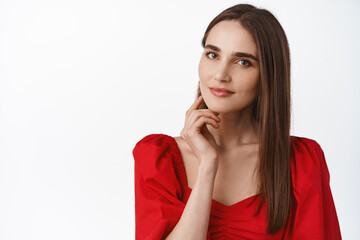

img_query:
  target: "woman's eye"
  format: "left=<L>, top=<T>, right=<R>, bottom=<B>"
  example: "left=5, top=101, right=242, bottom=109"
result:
left=237, top=59, right=251, bottom=66
left=205, top=51, right=251, bottom=67
left=206, top=51, right=217, bottom=59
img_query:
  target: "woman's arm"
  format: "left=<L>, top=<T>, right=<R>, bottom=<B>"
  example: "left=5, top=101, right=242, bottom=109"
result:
left=165, top=163, right=216, bottom=240
left=165, top=95, right=220, bottom=239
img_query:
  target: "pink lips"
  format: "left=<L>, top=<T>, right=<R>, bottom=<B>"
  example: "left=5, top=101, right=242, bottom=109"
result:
left=209, top=87, right=234, bottom=97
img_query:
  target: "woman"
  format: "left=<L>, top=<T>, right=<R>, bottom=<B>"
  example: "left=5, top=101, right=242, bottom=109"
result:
left=133, top=3, right=342, bottom=239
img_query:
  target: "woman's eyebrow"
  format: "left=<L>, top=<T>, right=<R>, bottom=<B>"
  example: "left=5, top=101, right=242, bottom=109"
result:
left=204, top=44, right=258, bottom=61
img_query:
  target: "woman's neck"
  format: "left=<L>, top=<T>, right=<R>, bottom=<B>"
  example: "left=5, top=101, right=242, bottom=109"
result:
left=207, top=105, right=259, bottom=150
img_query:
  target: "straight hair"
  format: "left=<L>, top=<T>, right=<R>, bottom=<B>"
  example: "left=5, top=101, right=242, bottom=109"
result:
left=196, top=3, right=292, bottom=234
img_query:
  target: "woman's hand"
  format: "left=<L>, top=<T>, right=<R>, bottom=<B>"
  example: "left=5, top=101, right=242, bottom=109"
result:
left=180, top=95, right=221, bottom=169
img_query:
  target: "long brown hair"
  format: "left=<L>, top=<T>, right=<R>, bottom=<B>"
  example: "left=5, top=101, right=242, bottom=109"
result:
left=196, top=4, right=292, bottom=234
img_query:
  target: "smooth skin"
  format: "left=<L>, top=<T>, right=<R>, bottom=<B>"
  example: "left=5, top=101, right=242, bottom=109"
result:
left=165, top=20, right=260, bottom=240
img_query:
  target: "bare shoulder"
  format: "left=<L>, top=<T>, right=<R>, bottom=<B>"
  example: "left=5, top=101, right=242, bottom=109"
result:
left=173, top=136, right=188, bottom=151
left=172, top=136, right=195, bottom=162
left=173, top=135, right=182, bottom=144
left=172, top=136, right=199, bottom=188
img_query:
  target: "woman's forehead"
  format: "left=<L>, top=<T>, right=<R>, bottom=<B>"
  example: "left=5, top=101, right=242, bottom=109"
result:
left=205, top=20, right=257, bottom=57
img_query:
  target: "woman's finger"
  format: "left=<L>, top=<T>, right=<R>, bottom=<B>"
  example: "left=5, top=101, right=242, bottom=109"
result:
left=197, top=108, right=220, bottom=116
left=195, top=109, right=221, bottom=120
left=186, top=111, right=221, bottom=126
left=192, top=116, right=219, bottom=131
left=186, top=96, right=204, bottom=116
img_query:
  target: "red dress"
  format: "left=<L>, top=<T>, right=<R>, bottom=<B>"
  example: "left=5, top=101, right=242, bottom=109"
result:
left=133, top=133, right=342, bottom=240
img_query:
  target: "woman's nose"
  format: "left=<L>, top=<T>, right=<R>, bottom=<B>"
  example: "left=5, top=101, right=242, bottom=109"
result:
left=214, top=62, right=231, bottom=82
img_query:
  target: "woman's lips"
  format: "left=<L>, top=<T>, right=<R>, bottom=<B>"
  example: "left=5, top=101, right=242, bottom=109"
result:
left=209, top=87, right=234, bottom=97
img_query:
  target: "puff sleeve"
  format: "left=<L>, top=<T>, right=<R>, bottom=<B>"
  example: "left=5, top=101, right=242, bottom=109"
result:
left=133, top=134, right=186, bottom=239
left=285, top=138, right=342, bottom=239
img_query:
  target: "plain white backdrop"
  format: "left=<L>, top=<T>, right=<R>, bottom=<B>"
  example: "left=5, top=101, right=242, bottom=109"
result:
left=0, top=0, right=359, bottom=239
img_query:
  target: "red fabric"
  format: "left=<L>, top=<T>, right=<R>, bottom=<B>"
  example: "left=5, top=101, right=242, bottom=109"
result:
left=133, top=133, right=342, bottom=240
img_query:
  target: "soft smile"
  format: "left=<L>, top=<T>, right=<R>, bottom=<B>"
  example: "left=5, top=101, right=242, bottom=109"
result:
left=209, top=87, right=235, bottom=97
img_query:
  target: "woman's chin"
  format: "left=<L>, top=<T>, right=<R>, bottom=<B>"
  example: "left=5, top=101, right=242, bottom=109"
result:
left=206, top=104, right=232, bottom=114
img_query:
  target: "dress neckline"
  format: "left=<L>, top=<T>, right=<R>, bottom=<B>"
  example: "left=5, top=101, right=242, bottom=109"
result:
left=163, top=133, right=261, bottom=209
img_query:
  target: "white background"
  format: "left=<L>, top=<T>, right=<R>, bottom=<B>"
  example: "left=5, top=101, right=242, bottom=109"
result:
left=0, top=0, right=359, bottom=239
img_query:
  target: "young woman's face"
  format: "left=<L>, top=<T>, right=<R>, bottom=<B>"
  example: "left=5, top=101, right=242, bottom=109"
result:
left=198, top=20, right=260, bottom=113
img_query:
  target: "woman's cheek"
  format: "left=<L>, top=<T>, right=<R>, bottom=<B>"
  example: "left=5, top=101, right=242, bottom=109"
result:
left=199, top=60, right=214, bottom=80
left=198, top=58, right=207, bottom=78
left=234, top=70, right=259, bottom=88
